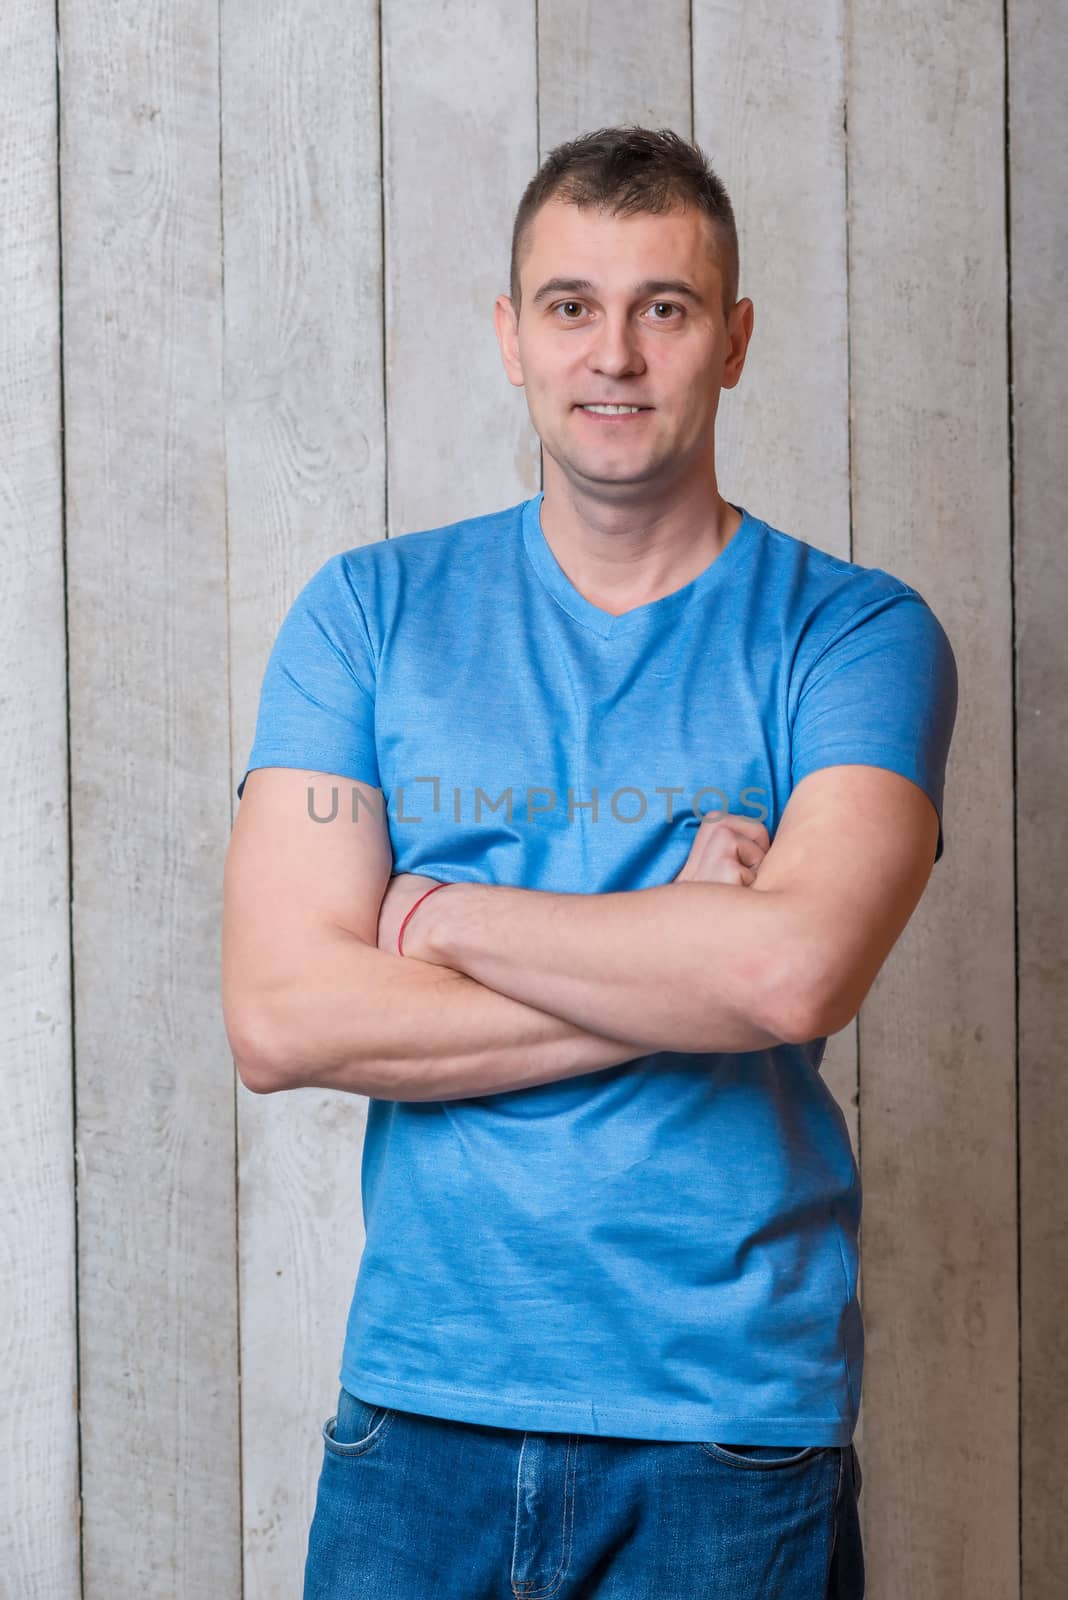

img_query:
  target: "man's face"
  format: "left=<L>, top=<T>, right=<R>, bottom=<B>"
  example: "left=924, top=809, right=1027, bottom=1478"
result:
left=494, top=199, right=753, bottom=498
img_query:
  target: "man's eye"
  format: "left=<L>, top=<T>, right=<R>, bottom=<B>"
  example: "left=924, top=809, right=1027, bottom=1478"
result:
left=551, top=300, right=681, bottom=321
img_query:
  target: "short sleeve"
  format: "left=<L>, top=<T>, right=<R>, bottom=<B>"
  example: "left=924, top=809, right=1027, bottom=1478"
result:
left=790, top=585, right=958, bottom=862
left=236, top=553, right=381, bottom=800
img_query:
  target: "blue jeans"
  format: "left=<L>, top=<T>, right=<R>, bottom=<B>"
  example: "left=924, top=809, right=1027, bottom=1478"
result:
left=304, top=1386, right=864, bottom=1598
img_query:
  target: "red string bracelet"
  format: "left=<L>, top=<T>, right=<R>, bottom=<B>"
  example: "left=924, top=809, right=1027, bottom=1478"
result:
left=397, top=882, right=450, bottom=957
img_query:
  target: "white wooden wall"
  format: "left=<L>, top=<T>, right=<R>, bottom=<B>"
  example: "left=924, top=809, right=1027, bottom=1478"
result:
left=2, top=1, right=1064, bottom=1595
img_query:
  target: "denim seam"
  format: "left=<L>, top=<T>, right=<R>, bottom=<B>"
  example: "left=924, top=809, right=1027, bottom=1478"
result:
left=321, top=1402, right=397, bottom=1457
left=510, top=1435, right=577, bottom=1599
left=822, top=1447, right=846, bottom=1595
left=698, top=1441, right=827, bottom=1469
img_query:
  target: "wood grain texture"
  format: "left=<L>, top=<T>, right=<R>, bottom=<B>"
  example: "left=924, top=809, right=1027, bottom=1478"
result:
left=538, top=0, right=691, bottom=146
left=1009, top=2, right=1068, bottom=1595
left=221, top=2, right=386, bottom=1593
left=0, top=4, right=80, bottom=1595
left=382, top=0, right=539, bottom=535
left=58, top=1, right=240, bottom=1594
left=848, top=3, right=1017, bottom=1594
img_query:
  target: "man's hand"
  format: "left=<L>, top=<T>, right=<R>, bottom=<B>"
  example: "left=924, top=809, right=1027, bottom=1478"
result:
left=673, top=812, right=769, bottom=886
left=376, top=872, right=444, bottom=957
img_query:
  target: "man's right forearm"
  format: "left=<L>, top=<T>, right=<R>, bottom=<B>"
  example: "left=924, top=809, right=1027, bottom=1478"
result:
left=247, top=930, right=652, bottom=1101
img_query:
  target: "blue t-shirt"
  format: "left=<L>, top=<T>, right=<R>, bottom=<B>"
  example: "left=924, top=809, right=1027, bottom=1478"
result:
left=238, top=489, right=957, bottom=1445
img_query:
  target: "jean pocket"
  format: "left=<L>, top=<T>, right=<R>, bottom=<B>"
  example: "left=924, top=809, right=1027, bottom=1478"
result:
left=699, top=1441, right=824, bottom=1470
left=322, top=1385, right=396, bottom=1458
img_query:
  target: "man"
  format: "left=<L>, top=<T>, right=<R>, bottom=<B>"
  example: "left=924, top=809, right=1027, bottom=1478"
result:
left=223, top=126, right=956, bottom=1599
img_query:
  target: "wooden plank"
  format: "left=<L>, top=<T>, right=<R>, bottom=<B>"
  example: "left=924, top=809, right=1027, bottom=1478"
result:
left=693, top=0, right=861, bottom=1450
left=222, top=3, right=386, bottom=1591
left=59, top=3, right=240, bottom=1593
left=848, top=4, right=1017, bottom=1594
left=229, top=5, right=536, bottom=1589
left=538, top=0, right=690, bottom=145
left=0, top=5, right=80, bottom=1593
left=383, top=0, right=539, bottom=536
left=1008, top=2, right=1068, bottom=1593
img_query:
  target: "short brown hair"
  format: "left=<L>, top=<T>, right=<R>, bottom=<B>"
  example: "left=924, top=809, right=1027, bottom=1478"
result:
left=509, top=125, right=739, bottom=318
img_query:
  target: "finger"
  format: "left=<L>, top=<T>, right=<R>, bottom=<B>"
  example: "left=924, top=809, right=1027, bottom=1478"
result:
left=734, top=837, right=767, bottom=869
left=698, top=813, right=770, bottom=846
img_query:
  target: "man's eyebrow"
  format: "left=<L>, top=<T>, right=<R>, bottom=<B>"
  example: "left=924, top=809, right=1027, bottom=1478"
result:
left=529, top=276, right=706, bottom=307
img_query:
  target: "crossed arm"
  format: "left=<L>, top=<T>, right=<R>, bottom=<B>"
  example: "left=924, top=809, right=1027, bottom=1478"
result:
left=223, top=762, right=940, bottom=1101
left=391, top=878, right=794, bottom=1056
left=394, top=759, right=939, bottom=1051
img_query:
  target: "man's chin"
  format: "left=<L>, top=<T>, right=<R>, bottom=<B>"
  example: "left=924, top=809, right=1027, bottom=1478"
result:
left=551, top=453, right=667, bottom=495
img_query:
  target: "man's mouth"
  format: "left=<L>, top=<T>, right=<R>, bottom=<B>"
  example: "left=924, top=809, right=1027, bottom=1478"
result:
left=576, top=403, right=653, bottom=417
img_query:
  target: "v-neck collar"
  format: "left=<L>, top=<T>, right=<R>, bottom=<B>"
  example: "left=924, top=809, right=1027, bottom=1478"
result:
left=521, top=490, right=758, bottom=640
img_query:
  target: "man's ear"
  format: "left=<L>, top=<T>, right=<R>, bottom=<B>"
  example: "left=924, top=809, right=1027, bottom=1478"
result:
left=493, top=294, right=524, bottom=388
left=720, top=297, right=755, bottom=391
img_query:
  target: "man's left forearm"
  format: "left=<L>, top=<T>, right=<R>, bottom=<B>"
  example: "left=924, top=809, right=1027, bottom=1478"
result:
left=414, top=879, right=815, bottom=1054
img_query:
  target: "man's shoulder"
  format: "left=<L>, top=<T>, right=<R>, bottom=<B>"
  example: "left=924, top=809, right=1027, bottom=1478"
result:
left=280, top=496, right=531, bottom=645
left=334, top=496, right=527, bottom=574
left=750, top=508, right=922, bottom=609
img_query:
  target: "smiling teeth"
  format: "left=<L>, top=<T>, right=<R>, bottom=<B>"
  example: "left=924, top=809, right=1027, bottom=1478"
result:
left=582, top=404, right=644, bottom=414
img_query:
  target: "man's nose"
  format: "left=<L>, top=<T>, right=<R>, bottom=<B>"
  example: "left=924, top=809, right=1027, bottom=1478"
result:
left=587, top=317, right=645, bottom=375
